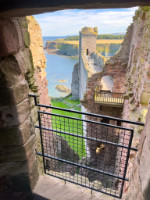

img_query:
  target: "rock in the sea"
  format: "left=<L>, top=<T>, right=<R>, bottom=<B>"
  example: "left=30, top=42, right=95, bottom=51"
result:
left=58, top=80, right=67, bottom=83
left=55, top=84, right=71, bottom=93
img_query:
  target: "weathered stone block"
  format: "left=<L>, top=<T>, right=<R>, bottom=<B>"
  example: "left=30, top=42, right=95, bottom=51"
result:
left=0, top=134, right=36, bottom=163
left=0, top=19, right=22, bottom=57
left=30, top=106, right=38, bottom=124
left=140, top=139, right=150, bottom=200
left=0, top=119, right=31, bottom=147
left=0, top=99, right=30, bottom=128
left=140, top=91, right=150, bottom=105
left=0, top=151, right=37, bottom=178
left=0, top=80, right=29, bottom=106
left=15, top=49, right=34, bottom=74
left=0, top=56, right=24, bottom=87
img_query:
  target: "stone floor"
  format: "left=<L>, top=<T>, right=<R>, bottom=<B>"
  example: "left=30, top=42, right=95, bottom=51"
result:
left=33, top=175, right=116, bottom=200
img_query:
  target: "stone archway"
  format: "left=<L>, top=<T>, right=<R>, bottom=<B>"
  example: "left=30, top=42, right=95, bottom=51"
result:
left=1, top=2, right=150, bottom=200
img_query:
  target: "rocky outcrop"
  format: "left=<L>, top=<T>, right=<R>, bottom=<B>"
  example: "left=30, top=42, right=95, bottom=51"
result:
left=45, top=41, right=79, bottom=56
left=58, top=43, right=79, bottom=56
left=55, top=84, right=71, bottom=93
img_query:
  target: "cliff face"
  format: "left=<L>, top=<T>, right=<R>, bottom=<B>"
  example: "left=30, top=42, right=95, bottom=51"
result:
left=27, top=16, right=50, bottom=107
left=45, top=41, right=79, bottom=56
left=58, top=43, right=79, bottom=56
left=45, top=41, right=122, bottom=57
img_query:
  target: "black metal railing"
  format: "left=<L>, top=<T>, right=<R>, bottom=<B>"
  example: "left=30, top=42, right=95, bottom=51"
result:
left=29, top=94, right=144, bottom=199
left=95, top=89, right=124, bottom=106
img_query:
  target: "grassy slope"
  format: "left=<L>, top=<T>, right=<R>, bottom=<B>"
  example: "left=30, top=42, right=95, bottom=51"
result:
left=51, top=96, right=86, bottom=158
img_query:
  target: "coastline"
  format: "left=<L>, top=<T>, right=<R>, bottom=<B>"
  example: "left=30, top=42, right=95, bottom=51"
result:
left=44, top=49, right=79, bottom=59
left=44, top=49, right=59, bottom=55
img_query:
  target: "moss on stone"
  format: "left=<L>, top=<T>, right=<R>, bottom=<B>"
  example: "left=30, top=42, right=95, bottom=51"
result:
left=25, top=49, right=37, bottom=92
left=24, top=31, right=30, bottom=48
left=28, top=49, right=34, bottom=70
left=133, top=9, right=142, bottom=20
left=140, top=6, right=150, bottom=12
left=17, top=17, right=28, bottom=29
left=25, top=72, right=38, bottom=92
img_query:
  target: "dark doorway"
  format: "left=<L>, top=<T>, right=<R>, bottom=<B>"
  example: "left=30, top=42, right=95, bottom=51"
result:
left=86, top=49, right=89, bottom=55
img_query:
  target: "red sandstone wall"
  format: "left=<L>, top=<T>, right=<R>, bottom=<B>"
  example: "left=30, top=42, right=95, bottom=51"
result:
left=82, top=7, right=150, bottom=199
left=27, top=16, right=51, bottom=108
left=122, top=7, right=150, bottom=199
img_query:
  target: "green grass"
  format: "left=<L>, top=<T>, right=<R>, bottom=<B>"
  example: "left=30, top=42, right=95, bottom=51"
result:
left=51, top=95, right=86, bottom=158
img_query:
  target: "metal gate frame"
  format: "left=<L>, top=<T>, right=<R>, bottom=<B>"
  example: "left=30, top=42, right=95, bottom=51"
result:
left=29, top=94, right=144, bottom=199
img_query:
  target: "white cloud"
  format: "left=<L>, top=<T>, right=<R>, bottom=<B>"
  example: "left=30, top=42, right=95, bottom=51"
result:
left=34, top=7, right=138, bottom=36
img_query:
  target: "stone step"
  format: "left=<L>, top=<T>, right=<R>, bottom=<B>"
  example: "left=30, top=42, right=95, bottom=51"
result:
left=33, top=175, right=116, bottom=200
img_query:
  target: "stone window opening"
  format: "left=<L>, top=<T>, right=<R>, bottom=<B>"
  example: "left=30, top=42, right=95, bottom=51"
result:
left=1, top=4, right=150, bottom=200
left=86, top=48, right=89, bottom=55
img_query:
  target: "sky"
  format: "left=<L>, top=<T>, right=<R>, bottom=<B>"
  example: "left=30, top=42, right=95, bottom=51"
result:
left=34, top=7, right=138, bottom=36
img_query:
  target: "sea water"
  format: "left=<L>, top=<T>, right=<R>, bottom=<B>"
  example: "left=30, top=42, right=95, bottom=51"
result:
left=45, top=53, right=78, bottom=98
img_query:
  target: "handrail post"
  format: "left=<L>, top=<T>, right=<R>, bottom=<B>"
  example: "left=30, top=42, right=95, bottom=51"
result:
left=28, top=93, right=38, bottom=106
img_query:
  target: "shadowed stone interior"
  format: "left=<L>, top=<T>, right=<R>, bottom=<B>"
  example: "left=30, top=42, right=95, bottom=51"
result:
left=0, top=0, right=150, bottom=18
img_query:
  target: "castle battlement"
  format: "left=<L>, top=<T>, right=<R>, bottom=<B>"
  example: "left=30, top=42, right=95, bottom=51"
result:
left=81, top=27, right=98, bottom=35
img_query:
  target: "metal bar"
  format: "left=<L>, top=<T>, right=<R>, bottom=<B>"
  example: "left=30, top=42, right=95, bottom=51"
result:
left=39, top=104, right=144, bottom=126
left=28, top=94, right=144, bottom=126
left=36, top=152, right=129, bottom=181
left=38, top=111, right=134, bottom=131
left=35, top=125, right=137, bottom=152
left=45, top=172, right=121, bottom=199
left=28, top=93, right=38, bottom=105
left=119, top=129, right=134, bottom=199
left=38, top=112, right=46, bottom=173
left=29, top=93, right=138, bottom=198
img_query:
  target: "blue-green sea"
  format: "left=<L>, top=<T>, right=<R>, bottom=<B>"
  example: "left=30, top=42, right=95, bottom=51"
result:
left=45, top=53, right=78, bottom=97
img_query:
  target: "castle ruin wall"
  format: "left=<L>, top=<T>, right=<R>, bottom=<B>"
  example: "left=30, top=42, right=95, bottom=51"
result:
left=0, top=16, right=51, bottom=198
left=81, top=7, right=150, bottom=200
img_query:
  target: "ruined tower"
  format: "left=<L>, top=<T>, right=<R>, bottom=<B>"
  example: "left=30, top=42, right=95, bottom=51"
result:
left=78, top=27, right=98, bottom=100
left=79, top=27, right=98, bottom=56
left=72, top=27, right=98, bottom=100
